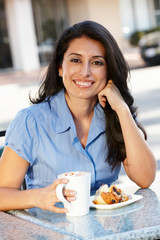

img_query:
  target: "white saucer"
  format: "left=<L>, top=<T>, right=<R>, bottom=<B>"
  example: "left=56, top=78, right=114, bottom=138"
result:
left=90, top=194, right=143, bottom=210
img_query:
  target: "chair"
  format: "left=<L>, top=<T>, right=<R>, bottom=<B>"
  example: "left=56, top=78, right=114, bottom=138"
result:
left=0, top=146, right=4, bottom=157
left=0, top=130, right=6, bottom=137
left=0, top=130, right=5, bottom=157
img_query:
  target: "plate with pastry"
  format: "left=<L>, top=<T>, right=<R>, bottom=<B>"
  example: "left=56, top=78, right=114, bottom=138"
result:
left=90, top=184, right=143, bottom=210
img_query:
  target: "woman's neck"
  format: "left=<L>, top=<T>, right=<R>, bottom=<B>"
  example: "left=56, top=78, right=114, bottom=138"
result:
left=65, top=92, right=97, bottom=148
left=65, top=92, right=97, bottom=121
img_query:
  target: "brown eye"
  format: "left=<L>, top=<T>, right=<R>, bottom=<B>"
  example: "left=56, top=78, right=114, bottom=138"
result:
left=70, top=58, right=81, bottom=63
left=92, top=60, right=104, bottom=66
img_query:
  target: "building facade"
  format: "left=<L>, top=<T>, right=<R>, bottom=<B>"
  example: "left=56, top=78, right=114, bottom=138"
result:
left=0, top=0, right=160, bottom=72
left=119, top=0, right=160, bottom=39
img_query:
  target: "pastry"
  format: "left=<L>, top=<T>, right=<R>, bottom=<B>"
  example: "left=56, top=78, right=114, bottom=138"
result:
left=93, top=184, right=129, bottom=205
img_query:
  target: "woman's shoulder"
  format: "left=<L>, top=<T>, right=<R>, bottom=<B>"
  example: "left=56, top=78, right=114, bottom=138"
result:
left=29, top=89, right=65, bottom=114
left=5, top=107, right=37, bottom=139
left=6, top=89, right=65, bottom=132
left=13, top=103, right=45, bottom=123
left=18, top=94, right=58, bottom=119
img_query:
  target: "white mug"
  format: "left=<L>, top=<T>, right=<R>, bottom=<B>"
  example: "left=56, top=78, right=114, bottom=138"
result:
left=56, top=171, right=91, bottom=217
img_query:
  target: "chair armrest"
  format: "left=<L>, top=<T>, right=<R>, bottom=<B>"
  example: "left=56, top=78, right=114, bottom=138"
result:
left=0, top=146, right=4, bottom=157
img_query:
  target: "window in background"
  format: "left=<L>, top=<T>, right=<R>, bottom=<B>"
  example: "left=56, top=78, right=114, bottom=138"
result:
left=0, top=0, right=12, bottom=69
left=31, top=0, right=68, bottom=65
left=154, top=0, right=160, bottom=26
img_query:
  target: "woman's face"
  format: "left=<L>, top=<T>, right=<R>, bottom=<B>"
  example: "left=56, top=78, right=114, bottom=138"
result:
left=59, top=37, right=107, bottom=101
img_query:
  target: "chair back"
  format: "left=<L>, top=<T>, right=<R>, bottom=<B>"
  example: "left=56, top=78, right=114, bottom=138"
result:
left=0, top=146, right=4, bottom=157
left=0, top=130, right=6, bottom=157
left=0, top=131, right=6, bottom=137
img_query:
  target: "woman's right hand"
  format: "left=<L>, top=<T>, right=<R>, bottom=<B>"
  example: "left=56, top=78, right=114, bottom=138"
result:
left=0, top=147, right=76, bottom=213
left=35, top=178, right=76, bottom=213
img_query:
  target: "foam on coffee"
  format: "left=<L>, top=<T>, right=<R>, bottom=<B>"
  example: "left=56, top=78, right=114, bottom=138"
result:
left=59, top=171, right=88, bottom=178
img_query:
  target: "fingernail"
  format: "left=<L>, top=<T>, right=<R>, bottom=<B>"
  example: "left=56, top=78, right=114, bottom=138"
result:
left=62, top=178, right=68, bottom=183
left=70, top=191, right=76, bottom=196
left=70, top=197, right=76, bottom=201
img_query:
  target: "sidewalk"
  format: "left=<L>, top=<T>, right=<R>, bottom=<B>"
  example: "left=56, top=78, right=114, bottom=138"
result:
left=123, top=47, right=146, bottom=69
left=0, top=66, right=47, bottom=86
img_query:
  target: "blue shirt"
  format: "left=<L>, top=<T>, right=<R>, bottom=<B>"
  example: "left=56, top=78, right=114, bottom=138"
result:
left=5, top=90, right=121, bottom=191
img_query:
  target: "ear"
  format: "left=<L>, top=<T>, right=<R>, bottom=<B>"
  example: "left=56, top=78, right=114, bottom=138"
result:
left=58, top=66, right=63, bottom=77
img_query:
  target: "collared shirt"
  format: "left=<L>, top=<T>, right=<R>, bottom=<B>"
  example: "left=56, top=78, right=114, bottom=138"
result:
left=5, top=89, right=121, bottom=192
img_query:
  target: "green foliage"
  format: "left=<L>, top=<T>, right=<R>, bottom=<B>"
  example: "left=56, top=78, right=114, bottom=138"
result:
left=129, top=26, right=160, bottom=46
left=129, top=31, right=145, bottom=46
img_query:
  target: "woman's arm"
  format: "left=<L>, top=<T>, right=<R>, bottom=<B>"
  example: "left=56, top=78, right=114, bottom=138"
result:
left=98, top=80, right=156, bottom=188
left=117, top=106, right=156, bottom=188
left=0, top=147, right=75, bottom=212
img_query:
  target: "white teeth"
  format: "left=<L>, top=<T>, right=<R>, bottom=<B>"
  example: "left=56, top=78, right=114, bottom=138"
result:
left=75, top=81, right=92, bottom=86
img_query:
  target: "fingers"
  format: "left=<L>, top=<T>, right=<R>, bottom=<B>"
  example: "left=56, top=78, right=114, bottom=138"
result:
left=50, top=182, right=76, bottom=214
left=51, top=189, right=76, bottom=213
left=99, top=96, right=107, bottom=108
left=63, top=188, right=76, bottom=202
left=50, top=178, right=76, bottom=201
left=98, top=79, right=121, bottom=109
left=107, top=79, right=113, bottom=84
left=98, top=88, right=108, bottom=108
left=46, top=203, right=68, bottom=213
left=50, top=178, right=69, bottom=189
left=51, top=205, right=69, bottom=214
left=98, top=79, right=113, bottom=107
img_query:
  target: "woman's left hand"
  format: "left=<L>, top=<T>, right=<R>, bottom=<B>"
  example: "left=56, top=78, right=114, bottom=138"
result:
left=98, top=80, right=127, bottom=112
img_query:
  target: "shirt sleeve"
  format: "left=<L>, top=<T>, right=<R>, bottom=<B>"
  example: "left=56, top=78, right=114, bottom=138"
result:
left=5, top=108, right=38, bottom=166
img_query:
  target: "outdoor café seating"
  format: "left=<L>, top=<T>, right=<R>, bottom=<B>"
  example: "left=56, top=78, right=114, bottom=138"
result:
left=0, top=130, right=160, bottom=239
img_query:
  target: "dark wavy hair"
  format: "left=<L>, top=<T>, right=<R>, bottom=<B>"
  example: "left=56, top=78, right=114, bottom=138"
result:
left=31, top=20, right=147, bottom=169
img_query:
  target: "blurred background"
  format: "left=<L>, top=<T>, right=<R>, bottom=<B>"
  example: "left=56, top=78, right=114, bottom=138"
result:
left=1, top=0, right=160, bottom=72
left=0, top=0, right=160, bottom=165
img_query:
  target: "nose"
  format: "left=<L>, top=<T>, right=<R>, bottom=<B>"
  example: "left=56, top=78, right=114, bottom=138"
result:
left=80, top=62, right=91, bottom=77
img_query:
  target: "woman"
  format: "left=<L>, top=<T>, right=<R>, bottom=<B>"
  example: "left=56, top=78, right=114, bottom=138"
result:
left=0, top=21, right=156, bottom=213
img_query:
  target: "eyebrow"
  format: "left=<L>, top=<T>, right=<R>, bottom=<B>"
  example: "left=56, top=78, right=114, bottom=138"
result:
left=67, top=53, right=105, bottom=59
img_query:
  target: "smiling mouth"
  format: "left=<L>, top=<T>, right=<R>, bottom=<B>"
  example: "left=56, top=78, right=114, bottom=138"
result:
left=73, top=80, right=94, bottom=88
